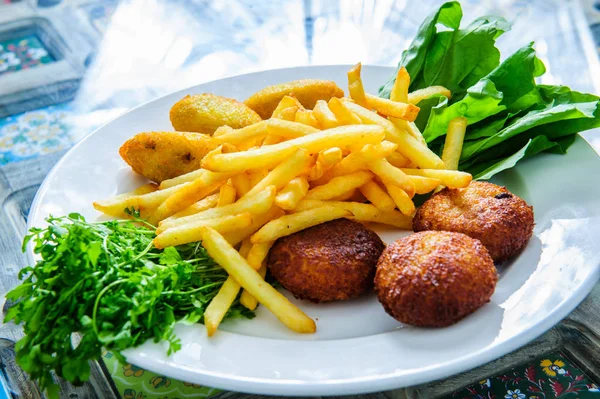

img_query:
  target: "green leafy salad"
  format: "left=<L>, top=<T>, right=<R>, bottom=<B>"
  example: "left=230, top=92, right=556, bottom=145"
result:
left=379, top=1, right=600, bottom=179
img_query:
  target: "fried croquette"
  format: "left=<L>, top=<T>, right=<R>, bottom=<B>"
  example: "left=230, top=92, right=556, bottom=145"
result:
left=170, top=93, right=262, bottom=134
left=244, top=79, right=345, bottom=119
left=413, top=181, right=534, bottom=262
left=267, top=219, right=385, bottom=303
left=119, top=131, right=219, bottom=183
left=375, top=231, right=497, bottom=327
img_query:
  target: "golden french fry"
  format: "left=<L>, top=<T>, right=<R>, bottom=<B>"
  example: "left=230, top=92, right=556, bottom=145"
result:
left=244, top=148, right=313, bottom=198
left=201, top=125, right=385, bottom=173
left=222, top=206, right=285, bottom=246
left=294, top=199, right=412, bottom=229
left=94, top=182, right=191, bottom=218
left=231, top=173, right=251, bottom=197
left=271, top=96, right=302, bottom=120
left=328, top=97, right=362, bottom=125
left=217, top=182, right=237, bottom=206
left=213, top=125, right=234, bottom=137
left=262, top=135, right=283, bottom=145
left=312, top=99, right=339, bottom=128
left=305, top=170, right=373, bottom=200
left=390, top=66, right=410, bottom=103
left=317, top=147, right=343, bottom=170
left=368, top=159, right=415, bottom=198
left=331, top=188, right=357, bottom=201
left=347, top=62, right=368, bottom=107
left=239, top=237, right=253, bottom=258
left=154, top=213, right=252, bottom=249
left=213, top=121, right=269, bottom=145
left=390, top=118, right=427, bottom=146
left=275, top=176, right=309, bottom=210
left=248, top=168, right=269, bottom=187
left=408, top=85, right=451, bottom=105
left=307, top=161, right=325, bottom=181
left=322, top=141, right=399, bottom=182
left=107, top=183, right=159, bottom=203
left=442, top=117, right=468, bottom=170
left=251, top=206, right=350, bottom=243
left=358, top=141, right=398, bottom=159
left=162, top=192, right=220, bottom=223
left=409, top=175, right=442, bottom=194
left=365, top=94, right=420, bottom=122
left=385, top=183, right=416, bottom=215
left=159, top=169, right=203, bottom=189
left=158, top=185, right=276, bottom=231
left=401, top=168, right=472, bottom=188
left=150, top=170, right=231, bottom=223
left=359, top=180, right=396, bottom=212
left=342, top=99, right=445, bottom=169
left=199, top=226, right=316, bottom=333
left=204, top=277, right=241, bottom=336
left=387, top=151, right=412, bottom=168
left=266, top=118, right=320, bottom=139
left=240, top=264, right=266, bottom=310
left=294, top=109, right=321, bottom=128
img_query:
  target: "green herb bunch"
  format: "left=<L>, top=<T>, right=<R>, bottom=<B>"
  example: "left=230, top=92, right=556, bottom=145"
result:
left=6, top=211, right=253, bottom=388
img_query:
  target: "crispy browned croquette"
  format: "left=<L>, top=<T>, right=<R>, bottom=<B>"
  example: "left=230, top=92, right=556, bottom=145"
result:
left=375, top=231, right=497, bottom=327
left=170, top=93, right=262, bottom=134
left=413, top=181, right=534, bottom=263
left=244, top=79, right=345, bottom=119
left=267, top=219, right=385, bottom=303
left=119, top=131, right=219, bottom=183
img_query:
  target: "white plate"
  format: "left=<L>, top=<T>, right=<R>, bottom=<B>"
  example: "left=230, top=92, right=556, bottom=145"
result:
left=28, top=66, right=600, bottom=396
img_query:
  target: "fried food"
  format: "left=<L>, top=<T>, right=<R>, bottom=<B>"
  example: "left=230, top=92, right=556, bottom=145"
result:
left=170, top=93, right=262, bottom=134
left=375, top=231, right=497, bottom=327
left=119, top=131, right=219, bottom=183
left=244, top=79, right=344, bottom=119
left=268, top=219, right=385, bottom=303
left=413, top=181, right=534, bottom=262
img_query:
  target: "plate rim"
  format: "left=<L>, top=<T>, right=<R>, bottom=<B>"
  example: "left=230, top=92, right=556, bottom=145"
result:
left=26, top=65, right=600, bottom=396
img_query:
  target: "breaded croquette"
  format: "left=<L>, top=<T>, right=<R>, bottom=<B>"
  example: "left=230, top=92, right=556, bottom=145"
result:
left=244, top=79, right=344, bottom=119
left=119, top=131, right=219, bottom=183
left=170, top=93, right=262, bottom=134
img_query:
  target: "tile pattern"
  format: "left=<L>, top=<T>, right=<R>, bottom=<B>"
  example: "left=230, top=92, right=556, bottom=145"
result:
left=0, top=36, right=54, bottom=76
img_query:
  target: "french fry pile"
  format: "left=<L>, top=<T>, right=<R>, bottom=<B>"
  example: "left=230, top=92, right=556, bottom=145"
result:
left=93, top=63, right=472, bottom=336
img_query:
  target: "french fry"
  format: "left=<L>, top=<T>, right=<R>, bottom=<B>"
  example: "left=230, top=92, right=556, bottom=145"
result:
left=390, top=66, right=410, bottom=103
left=331, top=188, right=357, bottom=201
left=307, top=161, right=325, bottom=181
left=328, top=97, right=362, bottom=125
left=213, top=121, right=269, bottom=145
left=387, top=151, right=412, bottom=168
left=275, top=176, right=309, bottom=210
left=359, top=181, right=396, bottom=212
left=213, top=125, right=234, bottom=137
left=222, top=206, right=285, bottom=246
left=317, top=147, right=343, bottom=170
left=204, top=239, right=274, bottom=335
left=271, top=95, right=304, bottom=120
left=442, top=117, right=468, bottom=170
left=231, top=173, right=251, bottom=197
left=365, top=94, right=420, bottom=122
left=240, top=264, right=266, bottom=310
left=323, top=141, right=399, bottom=181
left=217, top=182, right=237, bottom=206
left=199, top=226, right=316, bottom=333
left=409, top=175, right=442, bottom=194
left=251, top=206, right=350, bottom=243
left=294, top=109, right=321, bottom=128
left=368, top=159, right=415, bottom=198
left=244, top=148, right=313, bottom=198
left=408, top=85, right=451, bottom=105
left=401, top=168, right=472, bottom=188
left=238, top=237, right=253, bottom=258
left=150, top=170, right=232, bottom=223
left=294, top=199, right=412, bottom=229
left=262, top=135, right=283, bottom=145
left=385, top=183, right=416, bottom=215
left=266, top=118, right=320, bottom=139
left=94, top=182, right=191, bottom=218
left=106, top=183, right=159, bottom=203
left=248, top=168, right=269, bottom=187
left=342, top=99, right=445, bottom=169
left=201, top=125, right=385, bottom=173
left=161, top=192, right=220, bottom=223
left=390, top=118, right=427, bottom=146
left=158, top=186, right=276, bottom=231
left=154, top=213, right=252, bottom=248
left=347, top=62, right=368, bottom=107
left=159, top=169, right=203, bottom=189
left=312, top=99, right=339, bottom=128
left=305, top=170, right=373, bottom=200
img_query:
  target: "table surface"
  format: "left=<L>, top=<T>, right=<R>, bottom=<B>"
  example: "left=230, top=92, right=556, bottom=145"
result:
left=1, top=0, right=600, bottom=398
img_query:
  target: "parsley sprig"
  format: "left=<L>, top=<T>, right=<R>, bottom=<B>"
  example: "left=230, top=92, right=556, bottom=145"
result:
left=6, top=212, right=254, bottom=389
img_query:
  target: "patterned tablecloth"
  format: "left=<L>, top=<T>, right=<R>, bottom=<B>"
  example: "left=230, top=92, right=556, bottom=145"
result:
left=1, top=1, right=600, bottom=398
